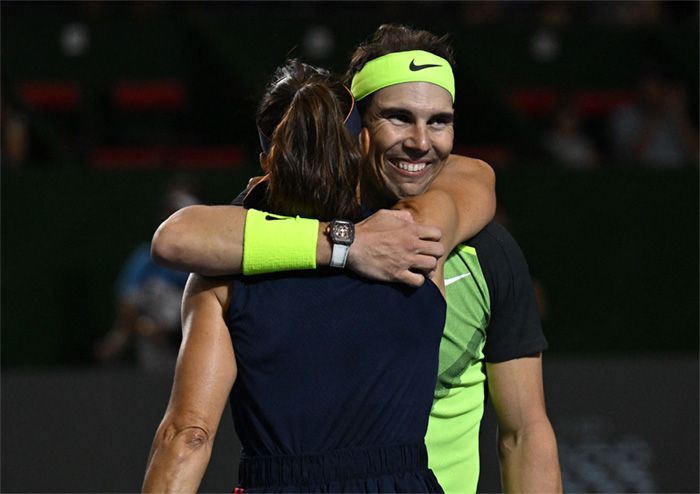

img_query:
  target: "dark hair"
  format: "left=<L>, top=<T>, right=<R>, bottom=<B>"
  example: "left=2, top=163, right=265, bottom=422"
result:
left=345, top=24, right=456, bottom=84
left=256, top=60, right=362, bottom=221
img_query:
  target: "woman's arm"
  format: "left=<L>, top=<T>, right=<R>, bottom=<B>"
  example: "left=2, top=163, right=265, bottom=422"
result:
left=142, top=274, right=236, bottom=493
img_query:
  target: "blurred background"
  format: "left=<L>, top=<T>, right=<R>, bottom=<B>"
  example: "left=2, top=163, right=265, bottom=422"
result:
left=1, top=1, right=698, bottom=492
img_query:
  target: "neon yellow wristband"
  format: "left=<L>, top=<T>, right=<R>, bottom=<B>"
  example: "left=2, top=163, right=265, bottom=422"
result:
left=242, top=209, right=319, bottom=275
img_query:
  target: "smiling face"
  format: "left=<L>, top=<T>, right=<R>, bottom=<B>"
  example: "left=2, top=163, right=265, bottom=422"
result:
left=362, top=81, right=454, bottom=199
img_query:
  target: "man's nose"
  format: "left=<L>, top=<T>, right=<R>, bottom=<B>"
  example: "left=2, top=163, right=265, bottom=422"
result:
left=404, top=124, right=430, bottom=153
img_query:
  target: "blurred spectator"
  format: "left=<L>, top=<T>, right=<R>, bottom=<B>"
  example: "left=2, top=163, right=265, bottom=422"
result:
left=1, top=101, right=30, bottom=169
left=544, top=97, right=599, bottom=169
left=588, top=0, right=669, bottom=26
left=538, top=1, right=574, bottom=27
left=94, top=179, right=200, bottom=373
left=609, top=67, right=699, bottom=168
left=459, top=1, right=506, bottom=25
left=610, top=0, right=665, bottom=27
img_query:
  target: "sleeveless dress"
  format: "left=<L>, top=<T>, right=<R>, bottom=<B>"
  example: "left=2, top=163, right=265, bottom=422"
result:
left=226, top=268, right=446, bottom=493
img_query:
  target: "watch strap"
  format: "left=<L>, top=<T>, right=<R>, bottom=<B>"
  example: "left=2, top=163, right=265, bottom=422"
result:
left=330, top=243, right=350, bottom=268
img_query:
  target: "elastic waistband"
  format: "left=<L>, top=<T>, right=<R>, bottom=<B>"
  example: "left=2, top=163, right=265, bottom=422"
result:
left=238, top=443, right=429, bottom=487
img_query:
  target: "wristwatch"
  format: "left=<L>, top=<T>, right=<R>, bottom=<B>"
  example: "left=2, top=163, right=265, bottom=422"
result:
left=329, top=219, right=355, bottom=268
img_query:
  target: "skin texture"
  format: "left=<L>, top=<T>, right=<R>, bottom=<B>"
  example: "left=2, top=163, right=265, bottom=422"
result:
left=487, top=355, right=562, bottom=493
left=151, top=151, right=495, bottom=285
left=360, top=82, right=455, bottom=199
left=142, top=275, right=235, bottom=493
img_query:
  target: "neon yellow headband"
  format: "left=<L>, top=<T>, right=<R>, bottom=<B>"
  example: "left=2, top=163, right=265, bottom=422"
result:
left=351, top=50, right=455, bottom=103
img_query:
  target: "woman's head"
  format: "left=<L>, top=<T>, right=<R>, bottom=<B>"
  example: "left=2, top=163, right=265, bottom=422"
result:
left=256, top=60, right=363, bottom=221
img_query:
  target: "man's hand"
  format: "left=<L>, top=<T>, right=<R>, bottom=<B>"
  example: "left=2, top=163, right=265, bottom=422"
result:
left=347, top=209, right=444, bottom=287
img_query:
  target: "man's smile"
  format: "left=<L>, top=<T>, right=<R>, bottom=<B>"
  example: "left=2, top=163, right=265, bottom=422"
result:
left=389, top=159, right=431, bottom=176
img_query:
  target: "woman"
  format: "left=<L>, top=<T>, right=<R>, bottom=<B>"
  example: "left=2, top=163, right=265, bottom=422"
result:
left=142, top=60, right=446, bottom=492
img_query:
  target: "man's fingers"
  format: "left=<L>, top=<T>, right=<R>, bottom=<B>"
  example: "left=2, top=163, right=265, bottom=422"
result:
left=414, top=224, right=442, bottom=241
left=386, top=209, right=415, bottom=223
left=410, top=254, right=439, bottom=273
left=415, top=239, right=445, bottom=259
left=349, top=208, right=447, bottom=288
left=397, top=270, right=426, bottom=287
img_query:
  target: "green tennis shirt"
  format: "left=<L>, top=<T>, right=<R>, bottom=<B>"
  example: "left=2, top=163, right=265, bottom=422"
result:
left=426, top=222, right=548, bottom=494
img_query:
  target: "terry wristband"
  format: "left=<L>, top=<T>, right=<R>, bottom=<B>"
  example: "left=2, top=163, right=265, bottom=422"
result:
left=242, top=208, right=319, bottom=275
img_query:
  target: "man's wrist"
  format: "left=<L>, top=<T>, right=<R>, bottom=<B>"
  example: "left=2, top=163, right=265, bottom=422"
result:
left=328, top=220, right=355, bottom=268
left=242, top=209, right=318, bottom=275
left=317, top=221, right=332, bottom=267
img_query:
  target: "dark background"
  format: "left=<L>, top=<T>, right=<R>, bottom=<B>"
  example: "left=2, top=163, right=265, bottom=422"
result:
left=1, top=1, right=698, bottom=492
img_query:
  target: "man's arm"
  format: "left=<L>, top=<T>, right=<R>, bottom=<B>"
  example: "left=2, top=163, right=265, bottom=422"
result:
left=346, top=155, right=495, bottom=288
left=151, top=205, right=247, bottom=276
left=486, top=355, right=562, bottom=493
left=152, top=204, right=444, bottom=283
left=151, top=154, right=494, bottom=281
left=142, top=275, right=235, bottom=492
left=395, top=155, right=496, bottom=253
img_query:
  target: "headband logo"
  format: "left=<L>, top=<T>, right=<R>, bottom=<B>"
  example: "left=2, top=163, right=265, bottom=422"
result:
left=409, top=59, right=442, bottom=71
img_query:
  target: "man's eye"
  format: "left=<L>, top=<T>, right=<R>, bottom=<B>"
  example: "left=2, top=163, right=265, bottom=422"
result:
left=387, top=114, right=410, bottom=124
left=429, top=118, right=452, bottom=129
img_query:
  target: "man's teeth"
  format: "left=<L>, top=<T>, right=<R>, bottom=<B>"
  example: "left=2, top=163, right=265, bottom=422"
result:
left=396, top=162, right=427, bottom=172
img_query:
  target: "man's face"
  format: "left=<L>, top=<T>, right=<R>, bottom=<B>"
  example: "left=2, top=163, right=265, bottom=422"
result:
left=362, top=82, right=454, bottom=198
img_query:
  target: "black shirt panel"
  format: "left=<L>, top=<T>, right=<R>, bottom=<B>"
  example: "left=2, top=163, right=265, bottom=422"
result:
left=468, top=221, right=548, bottom=363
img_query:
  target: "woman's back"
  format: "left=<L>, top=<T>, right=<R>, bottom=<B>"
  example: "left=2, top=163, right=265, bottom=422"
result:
left=227, top=269, right=445, bottom=490
left=228, top=60, right=446, bottom=492
left=142, top=59, right=449, bottom=494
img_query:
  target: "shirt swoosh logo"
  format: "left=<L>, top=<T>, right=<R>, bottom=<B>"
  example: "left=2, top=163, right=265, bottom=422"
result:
left=445, top=273, right=472, bottom=286
left=409, top=60, right=442, bottom=71
left=265, top=215, right=290, bottom=221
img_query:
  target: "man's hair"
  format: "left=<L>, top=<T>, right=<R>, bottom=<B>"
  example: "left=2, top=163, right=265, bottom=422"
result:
left=345, top=24, right=456, bottom=84
left=256, top=59, right=362, bottom=221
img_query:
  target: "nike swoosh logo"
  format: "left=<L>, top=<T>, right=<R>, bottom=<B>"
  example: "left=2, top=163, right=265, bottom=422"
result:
left=265, top=215, right=290, bottom=221
left=409, top=60, right=442, bottom=71
left=445, top=273, right=472, bottom=286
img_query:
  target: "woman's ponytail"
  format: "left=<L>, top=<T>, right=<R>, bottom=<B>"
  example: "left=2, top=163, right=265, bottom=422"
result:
left=258, top=61, right=362, bottom=221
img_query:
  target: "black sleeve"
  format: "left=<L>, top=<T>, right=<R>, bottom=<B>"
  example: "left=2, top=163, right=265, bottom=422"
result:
left=231, top=188, right=247, bottom=206
left=472, top=222, right=548, bottom=363
left=231, top=180, right=268, bottom=208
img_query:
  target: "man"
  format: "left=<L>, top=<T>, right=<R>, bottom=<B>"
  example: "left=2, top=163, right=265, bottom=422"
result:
left=346, top=25, right=561, bottom=493
left=151, top=25, right=561, bottom=493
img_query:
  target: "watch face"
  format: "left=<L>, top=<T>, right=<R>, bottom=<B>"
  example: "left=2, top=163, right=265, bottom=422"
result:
left=331, top=221, right=354, bottom=245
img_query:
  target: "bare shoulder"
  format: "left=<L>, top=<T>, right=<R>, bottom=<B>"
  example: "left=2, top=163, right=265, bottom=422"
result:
left=447, top=154, right=494, bottom=175
left=184, top=274, right=233, bottom=309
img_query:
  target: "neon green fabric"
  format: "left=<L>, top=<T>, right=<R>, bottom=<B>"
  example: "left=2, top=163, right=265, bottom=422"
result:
left=242, top=209, right=318, bottom=275
left=426, top=245, right=490, bottom=494
left=350, top=50, right=455, bottom=102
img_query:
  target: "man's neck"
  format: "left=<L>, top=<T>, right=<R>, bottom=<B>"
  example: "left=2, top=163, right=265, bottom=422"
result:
left=360, top=176, right=399, bottom=211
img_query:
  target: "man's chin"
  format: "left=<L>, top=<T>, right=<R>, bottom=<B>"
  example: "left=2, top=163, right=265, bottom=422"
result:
left=384, top=173, right=433, bottom=199
left=395, top=182, right=431, bottom=199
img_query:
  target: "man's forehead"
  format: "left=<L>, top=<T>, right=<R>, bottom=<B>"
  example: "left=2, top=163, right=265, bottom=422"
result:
left=370, top=82, right=453, bottom=114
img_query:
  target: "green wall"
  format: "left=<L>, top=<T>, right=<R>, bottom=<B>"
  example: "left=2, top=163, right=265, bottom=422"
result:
left=2, top=166, right=697, bottom=366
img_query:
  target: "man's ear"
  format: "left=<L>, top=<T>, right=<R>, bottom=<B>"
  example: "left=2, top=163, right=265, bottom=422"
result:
left=359, top=128, right=371, bottom=155
left=259, top=152, right=270, bottom=172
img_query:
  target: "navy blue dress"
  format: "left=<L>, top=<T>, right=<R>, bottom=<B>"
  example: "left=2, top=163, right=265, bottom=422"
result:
left=226, top=267, right=446, bottom=493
